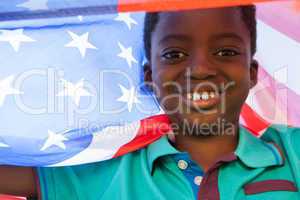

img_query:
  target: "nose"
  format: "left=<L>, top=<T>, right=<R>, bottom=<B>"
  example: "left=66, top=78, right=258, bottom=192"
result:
left=184, top=53, right=217, bottom=81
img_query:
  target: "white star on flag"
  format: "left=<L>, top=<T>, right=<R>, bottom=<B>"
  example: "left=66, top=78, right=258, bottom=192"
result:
left=40, top=130, right=68, bottom=151
left=0, top=29, right=35, bottom=52
left=117, top=42, right=137, bottom=68
left=57, top=78, right=93, bottom=106
left=114, top=13, right=138, bottom=30
left=117, top=84, right=141, bottom=112
left=65, top=31, right=97, bottom=58
left=16, top=0, right=48, bottom=10
left=0, top=141, right=9, bottom=148
left=78, top=15, right=83, bottom=22
left=0, top=75, right=23, bottom=107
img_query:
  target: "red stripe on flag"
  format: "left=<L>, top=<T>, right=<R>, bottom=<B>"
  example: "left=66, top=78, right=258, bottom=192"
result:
left=118, top=0, right=279, bottom=12
left=241, top=104, right=270, bottom=136
left=113, top=114, right=171, bottom=158
left=0, top=195, right=25, bottom=200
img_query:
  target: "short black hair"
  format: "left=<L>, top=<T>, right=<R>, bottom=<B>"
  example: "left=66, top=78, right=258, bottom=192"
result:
left=143, top=5, right=257, bottom=61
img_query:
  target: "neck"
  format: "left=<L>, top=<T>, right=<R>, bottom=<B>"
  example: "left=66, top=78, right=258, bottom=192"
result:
left=174, top=125, right=239, bottom=172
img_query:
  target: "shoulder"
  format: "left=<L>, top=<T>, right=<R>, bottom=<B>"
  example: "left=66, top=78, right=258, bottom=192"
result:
left=37, top=143, right=151, bottom=179
left=38, top=147, right=147, bottom=175
left=261, top=124, right=300, bottom=143
left=36, top=147, right=149, bottom=199
left=261, top=124, right=300, bottom=160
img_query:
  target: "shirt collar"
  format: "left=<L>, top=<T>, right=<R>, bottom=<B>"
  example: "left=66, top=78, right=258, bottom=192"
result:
left=146, top=125, right=284, bottom=173
left=234, top=126, right=284, bottom=168
left=147, top=134, right=179, bottom=172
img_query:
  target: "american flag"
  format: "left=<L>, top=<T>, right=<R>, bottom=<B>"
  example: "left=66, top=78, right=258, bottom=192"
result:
left=0, top=0, right=299, bottom=167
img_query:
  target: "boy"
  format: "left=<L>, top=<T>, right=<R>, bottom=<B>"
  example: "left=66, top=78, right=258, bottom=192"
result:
left=0, top=5, right=300, bottom=200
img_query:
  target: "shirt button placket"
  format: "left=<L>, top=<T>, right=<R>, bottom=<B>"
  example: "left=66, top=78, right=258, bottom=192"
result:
left=194, top=176, right=203, bottom=186
left=177, top=159, right=188, bottom=170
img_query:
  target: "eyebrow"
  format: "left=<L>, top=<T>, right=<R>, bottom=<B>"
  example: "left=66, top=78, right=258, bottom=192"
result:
left=158, top=32, right=246, bottom=46
left=210, top=33, right=246, bottom=44
left=158, top=34, right=192, bottom=46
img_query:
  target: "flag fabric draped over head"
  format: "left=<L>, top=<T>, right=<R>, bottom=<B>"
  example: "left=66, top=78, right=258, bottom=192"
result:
left=0, top=0, right=299, bottom=167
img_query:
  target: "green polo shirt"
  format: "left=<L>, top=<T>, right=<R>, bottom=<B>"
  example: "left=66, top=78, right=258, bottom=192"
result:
left=37, top=124, right=300, bottom=200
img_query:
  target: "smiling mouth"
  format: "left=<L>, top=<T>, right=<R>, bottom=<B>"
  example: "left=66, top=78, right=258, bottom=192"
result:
left=183, top=90, right=221, bottom=110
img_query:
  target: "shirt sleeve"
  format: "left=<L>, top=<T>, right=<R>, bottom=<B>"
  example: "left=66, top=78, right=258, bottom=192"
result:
left=36, top=166, right=81, bottom=200
left=35, top=160, right=120, bottom=200
left=262, top=125, right=300, bottom=190
left=36, top=167, right=55, bottom=200
left=286, top=127, right=300, bottom=190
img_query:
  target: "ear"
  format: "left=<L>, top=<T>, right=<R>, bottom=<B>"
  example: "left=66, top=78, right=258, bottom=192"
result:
left=250, top=59, right=259, bottom=88
left=143, top=63, right=153, bottom=90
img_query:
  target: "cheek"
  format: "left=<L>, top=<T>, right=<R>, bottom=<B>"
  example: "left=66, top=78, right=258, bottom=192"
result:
left=224, top=61, right=251, bottom=85
left=152, top=65, right=183, bottom=94
left=222, top=63, right=252, bottom=96
left=226, top=69, right=251, bottom=108
left=236, top=68, right=252, bottom=90
left=151, top=69, right=183, bottom=112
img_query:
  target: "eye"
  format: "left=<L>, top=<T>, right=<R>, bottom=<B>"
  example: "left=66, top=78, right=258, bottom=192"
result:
left=214, top=48, right=240, bottom=57
left=161, top=50, right=188, bottom=61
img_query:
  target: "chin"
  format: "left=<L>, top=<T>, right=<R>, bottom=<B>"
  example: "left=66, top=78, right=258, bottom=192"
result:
left=174, top=111, right=236, bottom=136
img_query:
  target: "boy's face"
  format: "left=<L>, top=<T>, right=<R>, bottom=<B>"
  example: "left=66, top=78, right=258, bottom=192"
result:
left=145, top=7, right=258, bottom=135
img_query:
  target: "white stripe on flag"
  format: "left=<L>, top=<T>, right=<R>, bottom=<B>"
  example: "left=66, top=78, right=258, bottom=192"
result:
left=50, top=120, right=141, bottom=166
left=256, top=19, right=300, bottom=95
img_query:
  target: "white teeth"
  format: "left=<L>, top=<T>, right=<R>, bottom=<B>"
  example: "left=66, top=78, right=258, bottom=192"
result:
left=201, top=92, right=209, bottom=100
left=193, top=93, right=201, bottom=101
left=187, top=91, right=217, bottom=101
